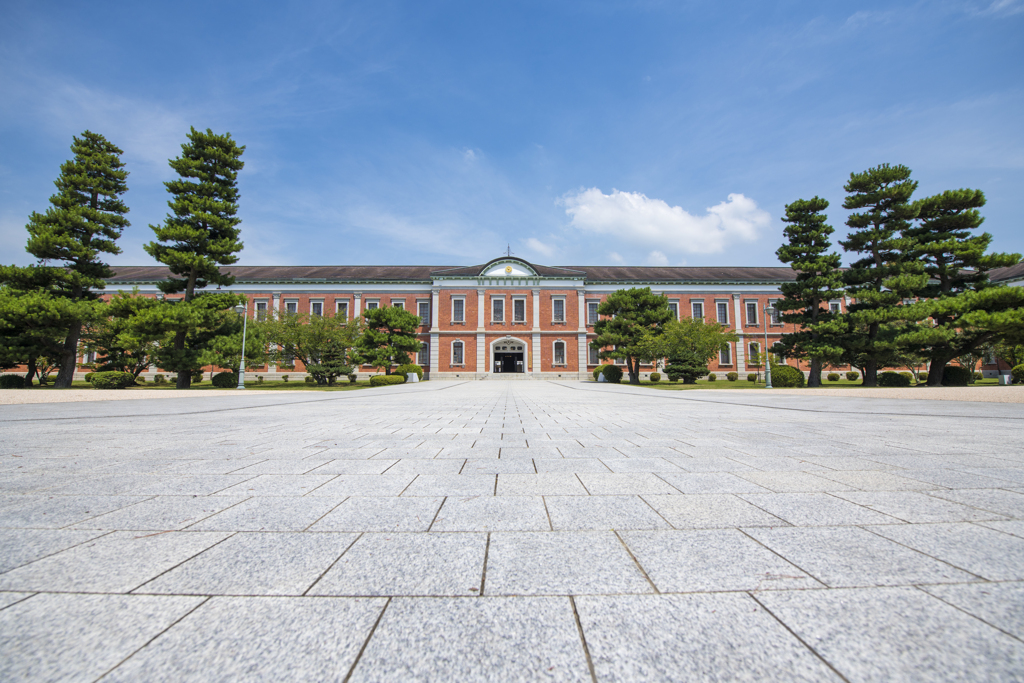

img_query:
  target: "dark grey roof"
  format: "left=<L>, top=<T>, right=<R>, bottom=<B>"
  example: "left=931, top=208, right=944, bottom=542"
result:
left=105, top=265, right=452, bottom=284
left=991, top=262, right=1024, bottom=283
left=568, top=266, right=798, bottom=282
left=432, top=257, right=586, bottom=278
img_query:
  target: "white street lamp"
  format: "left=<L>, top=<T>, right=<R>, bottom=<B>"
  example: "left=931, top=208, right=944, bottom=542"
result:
left=234, top=300, right=248, bottom=390
left=763, top=303, right=773, bottom=390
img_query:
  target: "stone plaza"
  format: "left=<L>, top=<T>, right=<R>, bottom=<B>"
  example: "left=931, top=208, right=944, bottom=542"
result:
left=2, top=381, right=1024, bottom=681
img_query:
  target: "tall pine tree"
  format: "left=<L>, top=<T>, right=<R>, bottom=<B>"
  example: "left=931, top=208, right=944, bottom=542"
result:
left=898, top=188, right=1023, bottom=385
left=774, top=197, right=845, bottom=387
left=1, top=131, right=129, bottom=387
left=839, top=164, right=927, bottom=386
left=145, top=127, right=245, bottom=388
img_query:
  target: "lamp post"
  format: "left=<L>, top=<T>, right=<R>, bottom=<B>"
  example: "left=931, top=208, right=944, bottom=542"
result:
left=763, top=303, right=773, bottom=390
left=234, top=300, right=248, bottom=390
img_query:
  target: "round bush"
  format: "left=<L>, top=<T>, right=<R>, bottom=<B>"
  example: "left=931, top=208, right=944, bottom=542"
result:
left=212, top=372, right=237, bottom=388
left=153, top=374, right=167, bottom=385
left=89, top=371, right=135, bottom=390
left=255, top=375, right=264, bottom=384
left=304, top=375, right=316, bottom=384
left=707, top=373, right=717, bottom=382
left=941, top=365, right=972, bottom=387
left=649, top=372, right=661, bottom=383
left=84, top=373, right=94, bottom=383
left=726, top=372, right=738, bottom=382
left=601, top=365, right=623, bottom=383
left=134, top=376, right=145, bottom=384
left=281, top=374, right=289, bottom=382
left=918, top=372, right=928, bottom=383
left=747, top=373, right=757, bottom=382
left=370, top=374, right=406, bottom=387
left=0, top=374, right=26, bottom=389
left=394, top=364, right=424, bottom=381
left=827, top=373, right=840, bottom=382
left=1012, top=365, right=1024, bottom=385
left=878, top=371, right=911, bottom=387
left=770, top=363, right=805, bottom=388
left=973, top=372, right=983, bottom=382
left=900, top=372, right=913, bottom=382
left=191, top=369, right=204, bottom=384
left=846, top=371, right=859, bottom=381
left=593, top=364, right=611, bottom=381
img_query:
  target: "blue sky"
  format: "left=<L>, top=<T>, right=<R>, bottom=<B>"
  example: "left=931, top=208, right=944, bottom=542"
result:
left=2, top=0, right=1022, bottom=269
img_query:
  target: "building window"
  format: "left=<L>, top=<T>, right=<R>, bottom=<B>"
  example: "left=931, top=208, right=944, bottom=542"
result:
left=336, top=300, right=349, bottom=319
left=552, top=297, right=565, bottom=323
left=748, top=342, right=761, bottom=364
left=418, top=343, right=429, bottom=366
left=418, top=301, right=430, bottom=325
left=452, top=340, right=464, bottom=365
left=366, top=300, right=379, bottom=311
left=255, top=301, right=268, bottom=320
left=452, top=297, right=465, bottom=323
left=769, top=300, right=780, bottom=325
left=614, top=347, right=625, bottom=365
left=391, top=300, right=404, bottom=310
left=720, top=343, right=732, bottom=365
left=285, top=300, right=298, bottom=314
left=588, top=346, right=600, bottom=365
left=829, top=301, right=841, bottom=315
left=716, top=302, right=729, bottom=325
left=691, top=301, right=704, bottom=320
left=553, top=340, right=566, bottom=365
left=513, top=298, right=526, bottom=322
left=311, top=301, right=323, bottom=317
left=668, top=301, right=679, bottom=320
left=587, top=301, right=599, bottom=325
left=492, top=298, right=504, bottom=323
left=745, top=301, right=758, bottom=326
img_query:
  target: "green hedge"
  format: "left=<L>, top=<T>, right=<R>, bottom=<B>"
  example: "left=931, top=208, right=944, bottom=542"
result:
left=846, top=371, right=859, bottom=381
left=1012, top=365, right=1024, bottom=385
left=394, top=364, right=424, bottom=381
left=601, top=365, right=623, bottom=383
left=370, top=374, right=406, bottom=387
left=212, top=372, right=237, bottom=388
left=649, top=372, right=661, bottom=383
left=878, top=371, right=911, bottom=387
left=918, top=372, right=928, bottom=383
left=0, top=375, right=26, bottom=389
left=90, top=371, right=136, bottom=390
left=153, top=374, right=168, bottom=385
left=942, top=365, right=972, bottom=387
left=826, top=373, right=840, bottom=382
left=594, top=364, right=612, bottom=381
left=770, top=363, right=805, bottom=388
left=726, top=372, right=738, bottom=382
left=747, top=373, right=757, bottom=382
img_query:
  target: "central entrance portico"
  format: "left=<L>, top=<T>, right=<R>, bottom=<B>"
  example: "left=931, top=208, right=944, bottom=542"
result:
left=491, top=336, right=527, bottom=374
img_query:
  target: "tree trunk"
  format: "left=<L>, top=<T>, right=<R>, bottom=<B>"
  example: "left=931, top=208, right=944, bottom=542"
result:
left=24, top=358, right=37, bottom=387
left=863, top=360, right=877, bottom=387
left=54, top=320, right=83, bottom=388
left=808, top=358, right=822, bottom=388
left=174, top=330, right=191, bottom=389
left=628, top=357, right=640, bottom=384
left=927, top=357, right=951, bottom=387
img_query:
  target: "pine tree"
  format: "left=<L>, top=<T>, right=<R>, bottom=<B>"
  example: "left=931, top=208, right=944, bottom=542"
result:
left=774, top=197, right=845, bottom=387
left=2, top=131, right=130, bottom=387
left=145, top=128, right=245, bottom=388
left=839, top=164, right=927, bottom=386
left=358, top=306, right=423, bottom=374
left=591, top=288, right=674, bottom=384
left=898, top=188, right=1023, bottom=385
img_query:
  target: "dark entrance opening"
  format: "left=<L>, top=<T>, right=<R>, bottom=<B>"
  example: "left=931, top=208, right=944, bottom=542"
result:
left=494, top=352, right=525, bottom=373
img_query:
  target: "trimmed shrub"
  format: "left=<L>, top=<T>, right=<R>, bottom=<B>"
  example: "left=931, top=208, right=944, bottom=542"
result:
left=281, top=374, right=289, bottom=382
left=846, top=371, right=859, bottom=381
left=747, top=373, right=757, bottom=382
left=707, top=373, right=717, bottom=382
left=770, top=363, right=805, bottom=388
left=726, top=372, right=738, bottom=382
left=878, top=371, right=912, bottom=387
left=649, top=372, right=661, bottom=383
left=900, top=372, right=913, bottom=382
left=153, top=374, right=167, bottom=385
left=942, top=365, right=972, bottom=387
left=918, top=372, right=929, bottom=383
left=304, top=375, right=315, bottom=384
left=89, top=371, right=135, bottom=390
left=394, top=364, right=424, bottom=381
left=593, top=364, right=612, bottom=381
left=84, top=373, right=94, bottom=383
left=255, top=375, right=264, bottom=385
left=601, top=365, right=623, bottom=383
left=973, top=372, right=983, bottom=382
left=827, top=373, right=840, bottom=382
left=370, top=374, right=406, bottom=387
left=212, top=372, right=237, bottom=388
left=134, top=376, right=145, bottom=384
left=0, top=374, right=26, bottom=389
left=1012, top=365, right=1024, bottom=385
left=191, top=369, right=204, bottom=384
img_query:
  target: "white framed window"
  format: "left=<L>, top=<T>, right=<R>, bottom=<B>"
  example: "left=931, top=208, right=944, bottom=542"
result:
left=829, top=301, right=841, bottom=315
left=691, top=301, right=704, bottom=320
left=336, top=300, right=349, bottom=319
left=553, top=340, right=566, bottom=365
left=452, top=340, right=464, bottom=365
left=418, top=300, right=430, bottom=325
left=748, top=342, right=761, bottom=363
left=745, top=301, right=758, bottom=326
left=716, top=301, right=729, bottom=325
left=391, top=299, right=404, bottom=310
left=552, top=297, right=565, bottom=323
left=284, top=300, right=298, bottom=315
left=587, top=301, right=599, bottom=325
left=310, top=300, right=323, bottom=317
left=719, top=343, right=732, bottom=365
left=668, top=301, right=679, bottom=320
left=513, top=297, right=526, bottom=322
left=255, top=300, right=268, bottom=320
left=588, top=346, right=600, bottom=365
left=769, top=300, right=780, bottom=325
left=492, top=297, right=504, bottom=323
left=452, top=297, right=465, bottom=323
left=418, top=342, right=429, bottom=366
left=365, top=299, right=379, bottom=311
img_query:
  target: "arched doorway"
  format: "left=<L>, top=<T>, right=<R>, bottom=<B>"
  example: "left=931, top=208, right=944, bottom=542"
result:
left=491, top=336, right=528, bottom=374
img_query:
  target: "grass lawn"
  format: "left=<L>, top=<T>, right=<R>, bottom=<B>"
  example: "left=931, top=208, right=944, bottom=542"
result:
left=25, top=379, right=377, bottom=391
left=593, top=377, right=1004, bottom=390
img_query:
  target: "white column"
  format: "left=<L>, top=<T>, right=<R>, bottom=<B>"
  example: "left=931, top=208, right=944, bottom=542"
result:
left=270, top=293, right=281, bottom=371
left=532, top=288, right=542, bottom=376
left=430, top=288, right=440, bottom=374
left=476, top=289, right=486, bottom=376
left=732, top=294, right=745, bottom=373
left=354, top=292, right=362, bottom=317
left=577, top=290, right=587, bottom=376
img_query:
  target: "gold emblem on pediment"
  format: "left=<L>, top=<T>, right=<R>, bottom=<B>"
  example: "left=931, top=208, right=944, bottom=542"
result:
left=505, top=266, right=512, bottom=273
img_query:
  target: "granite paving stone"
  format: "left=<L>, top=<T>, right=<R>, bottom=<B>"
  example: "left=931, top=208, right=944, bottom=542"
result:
left=214, top=473, right=337, bottom=497
left=657, top=471, right=773, bottom=494
left=308, top=496, right=444, bottom=532
left=306, top=474, right=416, bottom=497
left=738, top=492, right=900, bottom=526
left=831, top=491, right=1010, bottom=524
left=187, top=495, right=340, bottom=531
left=736, top=471, right=857, bottom=493
left=70, top=495, right=244, bottom=531
left=643, top=493, right=788, bottom=529
left=921, top=581, right=1024, bottom=640
left=496, top=472, right=588, bottom=496
left=533, top=457, right=611, bottom=473
left=926, top=488, right=1024, bottom=518
left=0, top=494, right=152, bottom=529
left=544, top=495, right=671, bottom=531
left=869, top=522, right=1024, bottom=581
left=0, top=592, right=33, bottom=610
left=576, top=472, right=681, bottom=495
left=402, top=474, right=496, bottom=497
left=0, top=528, right=109, bottom=573
left=430, top=495, right=550, bottom=531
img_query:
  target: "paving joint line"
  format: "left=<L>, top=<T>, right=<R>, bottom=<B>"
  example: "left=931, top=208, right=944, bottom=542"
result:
left=747, top=591, right=851, bottom=683
left=569, top=595, right=599, bottom=683
left=342, top=597, right=391, bottom=683
left=302, top=532, right=363, bottom=596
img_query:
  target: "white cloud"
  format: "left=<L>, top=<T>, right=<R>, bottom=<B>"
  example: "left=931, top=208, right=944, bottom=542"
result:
left=646, top=250, right=668, bottom=266
left=609, top=252, right=624, bottom=263
left=560, top=188, right=769, bottom=256
left=981, top=0, right=1024, bottom=16
left=526, top=237, right=554, bottom=258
